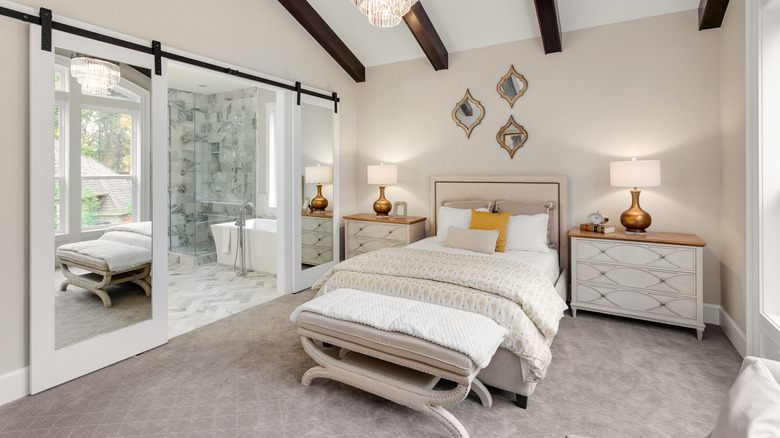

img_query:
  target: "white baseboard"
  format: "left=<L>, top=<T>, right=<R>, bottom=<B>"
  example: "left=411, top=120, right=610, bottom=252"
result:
left=719, top=307, right=748, bottom=357
left=0, top=366, right=29, bottom=407
left=703, top=304, right=720, bottom=325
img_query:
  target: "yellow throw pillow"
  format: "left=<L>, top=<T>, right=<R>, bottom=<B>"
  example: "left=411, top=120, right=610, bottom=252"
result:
left=469, top=210, right=511, bottom=252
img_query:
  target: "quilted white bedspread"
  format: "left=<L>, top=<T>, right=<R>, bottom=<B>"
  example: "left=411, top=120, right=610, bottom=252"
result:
left=311, top=248, right=568, bottom=381
left=291, top=288, right=508, bottom=369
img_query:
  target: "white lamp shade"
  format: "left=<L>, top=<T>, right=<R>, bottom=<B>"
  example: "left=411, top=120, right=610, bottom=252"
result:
left=304, top=165, right=332, bottom=184
left=367, top=164, right=397, bottom=185
left=610, top=159, right=661, bottom=188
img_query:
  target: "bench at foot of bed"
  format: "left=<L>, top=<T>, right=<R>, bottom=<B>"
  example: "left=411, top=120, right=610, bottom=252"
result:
left=296, top=309, right=502, bottom=438
left=59, top=261, right=151, bottom=308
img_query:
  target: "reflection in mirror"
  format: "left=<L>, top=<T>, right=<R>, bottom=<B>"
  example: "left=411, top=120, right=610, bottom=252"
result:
left=496, top=115, right=528, bottom=159
left=167, top=62, right=281, bottom=338
left=301, top=103, right=335, bottom=270
left=497, top=65, right=528, bottom=108
left=53, top=48, right=152, bottom=349
left=452, top=89, right=485, bottom=138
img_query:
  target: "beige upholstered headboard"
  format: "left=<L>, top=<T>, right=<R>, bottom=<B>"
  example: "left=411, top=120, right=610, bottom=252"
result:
left=429, top=175, right=569, bottom=272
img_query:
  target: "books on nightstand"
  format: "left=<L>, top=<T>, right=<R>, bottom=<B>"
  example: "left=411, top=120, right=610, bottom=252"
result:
left=580, top=223, right=616, bottom=233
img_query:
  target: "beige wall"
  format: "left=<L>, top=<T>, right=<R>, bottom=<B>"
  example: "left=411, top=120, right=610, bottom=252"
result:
left=356, top=10, right=724, bottom=304
left=719, top=0, right=747, bottom=332
left=0, top=0, right=359, bottom=376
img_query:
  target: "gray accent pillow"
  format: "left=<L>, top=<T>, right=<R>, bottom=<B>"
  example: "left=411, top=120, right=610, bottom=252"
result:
left=443, top=227, right=499, bottom=254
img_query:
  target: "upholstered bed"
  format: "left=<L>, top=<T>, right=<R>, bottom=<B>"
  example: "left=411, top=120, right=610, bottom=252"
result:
left=308, top=175, right=569, bottom=408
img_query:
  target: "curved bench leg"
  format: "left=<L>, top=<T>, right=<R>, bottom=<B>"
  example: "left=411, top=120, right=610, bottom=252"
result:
left=59, top=280, right=70, bottom=291
left=94, top=289, right=112, bottom=308
left=132, top=278, right=151, bottom=296
left=470, top=379, right=492, bottom=408
left=300, top=336, right=473, bottom=438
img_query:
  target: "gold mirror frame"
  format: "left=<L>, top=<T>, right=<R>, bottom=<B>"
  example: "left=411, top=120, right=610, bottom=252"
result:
left=451, top=89, right=485, bottom=138
left=496, top=65, right=528, bottom=108
left=496, top=115, right=528, bottom=159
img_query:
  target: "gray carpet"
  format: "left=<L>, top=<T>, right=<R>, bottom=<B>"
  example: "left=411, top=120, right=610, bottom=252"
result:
left=1, top=290, right=742, bottom=438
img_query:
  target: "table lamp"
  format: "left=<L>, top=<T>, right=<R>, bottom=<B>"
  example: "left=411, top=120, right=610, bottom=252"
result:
left=610, top=158, right=661, bottom=233
left=304, top=164, right=332, bottom=213
left=367, top=163, right=397, bottom=217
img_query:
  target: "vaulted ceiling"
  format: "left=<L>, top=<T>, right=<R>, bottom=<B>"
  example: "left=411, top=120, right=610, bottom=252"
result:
left=280, top=0, right=728, bottom=82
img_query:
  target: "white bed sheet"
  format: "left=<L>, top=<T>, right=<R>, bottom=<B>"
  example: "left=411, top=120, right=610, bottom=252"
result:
left=406, top=237, right=560, bottom=284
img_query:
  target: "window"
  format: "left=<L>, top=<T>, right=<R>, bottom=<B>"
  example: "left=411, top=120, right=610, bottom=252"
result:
left=54, top=55, right=147, bottom=238
left=267, top=104, right=277, bottom=209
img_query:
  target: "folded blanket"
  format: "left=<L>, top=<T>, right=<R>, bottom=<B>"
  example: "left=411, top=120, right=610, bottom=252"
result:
left=291, top=288, right=507, bottom=369
left=107, top=221, right=152, bottom=237
left=59, top=240, right=150, bottom=271
left=100, top=230, right=152, bottom=250
left=311, top=248, right=568, bottom=381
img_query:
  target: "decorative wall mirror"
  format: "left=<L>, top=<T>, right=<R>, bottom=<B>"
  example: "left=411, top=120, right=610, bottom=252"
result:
left=497, top=65, right=528, bottom=107
left=497, top=116, right=528, bottom=159
left=30, top=27, right=168, bottom=393
left=452, top=89, right=485, bottom=138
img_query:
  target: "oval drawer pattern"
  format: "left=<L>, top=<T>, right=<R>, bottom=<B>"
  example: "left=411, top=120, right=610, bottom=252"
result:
left=576, top=261, right=695, bottom=295
left=302, top=247, right=333, bottom=265
left=348, top=237, right=406, bottom=254
left=302, top=217, right=332, bottom=233
left=347, top=221, right=407, bottom=241
left=576, top=283, right=696, bottom=320
left=577, top=240, right=695, bottom=271
left=301, top=232, right=332, bottom=248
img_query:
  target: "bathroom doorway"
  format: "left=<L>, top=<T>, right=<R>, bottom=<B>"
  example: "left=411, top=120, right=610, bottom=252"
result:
left=166, top=62, right=283, bottom=337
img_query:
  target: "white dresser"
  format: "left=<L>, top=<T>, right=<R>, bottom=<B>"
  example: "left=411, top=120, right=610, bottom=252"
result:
left=344, top=213, right=426, bottom=259
left=301, top=211, right=333, bottom=266
left=569, top=228, right=707, bottom=339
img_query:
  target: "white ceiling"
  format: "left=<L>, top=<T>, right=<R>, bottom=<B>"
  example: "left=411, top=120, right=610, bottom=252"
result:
left=307, top=0, right=700, bottom=68
left=168, top=61, right=260, bottom=94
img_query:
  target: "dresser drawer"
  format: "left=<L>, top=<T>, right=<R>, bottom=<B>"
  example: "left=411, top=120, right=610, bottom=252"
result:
left=347, top=237, right=407, bottom=256
left=347, top=221, right=407, bottom=242
left=302, top=247, right=333, bottom=265
left=302, top=216, right=332, bottom=234
left=575, top=282, right=697, bottom=320
left=576, top=261, right=696, bottom=295
left=301, top=231, right=333, bottom=249
left=576, top=240, right=696, bottom=271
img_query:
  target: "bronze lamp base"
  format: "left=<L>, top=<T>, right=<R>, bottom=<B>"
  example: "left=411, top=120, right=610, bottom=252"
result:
left=373, top=185, right=392, bottom=217
left=620, top=189, right=652, bottom=233
left=311, top=183, right=328, bottom=213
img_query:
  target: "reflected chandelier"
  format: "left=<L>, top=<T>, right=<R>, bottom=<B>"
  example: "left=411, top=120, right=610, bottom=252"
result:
left=70, top=55, right=121, bottom=94
left=351, top=0, right=419, bottom=27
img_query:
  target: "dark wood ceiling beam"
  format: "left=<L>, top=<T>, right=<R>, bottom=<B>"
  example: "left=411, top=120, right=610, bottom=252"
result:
left=403, top=2, right=448, bottom=71
left=533, top=0, right=562, bottom=54
left=277, top=0, right=366, bottom=82
left=698, top=0, right=730, bottom=30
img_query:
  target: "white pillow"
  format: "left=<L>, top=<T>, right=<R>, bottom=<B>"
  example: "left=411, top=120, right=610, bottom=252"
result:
left=505, top=214, right=549, bottom=252
left=443, top=227, right=499, bottom=254
left=710, top=360, right=780, bottom=438
left=436, top=206, right=489, bottom=241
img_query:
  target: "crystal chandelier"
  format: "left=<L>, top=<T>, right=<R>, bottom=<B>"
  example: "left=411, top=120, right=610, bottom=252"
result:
left=70, top=55, right=121, bottom=94
left=351, top=0, right=419, bottom=27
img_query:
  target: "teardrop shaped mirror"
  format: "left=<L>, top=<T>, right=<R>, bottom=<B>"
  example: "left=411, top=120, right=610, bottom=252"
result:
left=497, top=65, right=528, bottom=107
left=452, top=89, right=485, bottom=138
left=496, top=116, right=528, bottom=159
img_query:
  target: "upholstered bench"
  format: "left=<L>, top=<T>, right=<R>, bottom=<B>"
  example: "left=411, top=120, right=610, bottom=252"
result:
left=291, top=289, right=507, bottom=438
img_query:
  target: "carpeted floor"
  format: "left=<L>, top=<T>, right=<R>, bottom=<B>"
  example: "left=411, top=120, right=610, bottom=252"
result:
left=2, top=289, right=742, bottom=438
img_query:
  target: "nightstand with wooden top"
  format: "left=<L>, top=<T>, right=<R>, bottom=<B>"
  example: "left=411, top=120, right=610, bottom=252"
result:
left=344, top=214, right=426, bottom=259
left=569, top=227, right=707, bottom=339
left=301, top=211, right=333, bottom=266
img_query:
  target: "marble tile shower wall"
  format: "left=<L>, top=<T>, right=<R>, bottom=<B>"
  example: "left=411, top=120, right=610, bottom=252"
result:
left=168, top=88, right=260, bottom=255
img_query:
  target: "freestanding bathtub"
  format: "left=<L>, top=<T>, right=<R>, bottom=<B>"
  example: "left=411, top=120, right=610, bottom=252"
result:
left=211, top=218, right=277, bottom=275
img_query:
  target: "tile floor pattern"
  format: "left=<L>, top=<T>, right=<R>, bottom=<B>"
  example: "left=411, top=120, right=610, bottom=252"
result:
left=1, top=289, right=742, bottom=438
left=167, top=262, right=280, bottom=338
